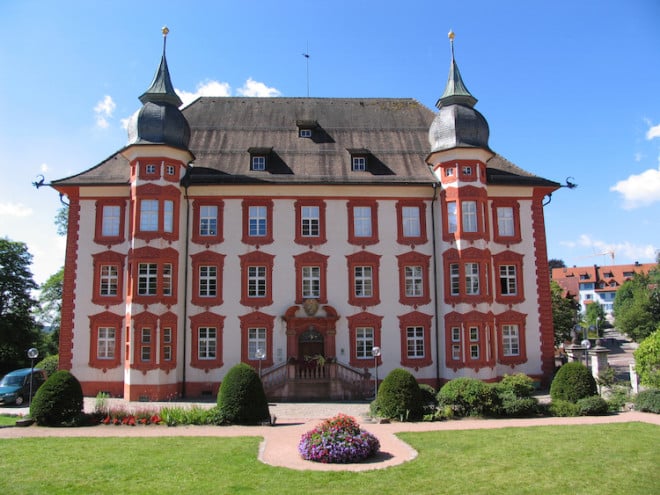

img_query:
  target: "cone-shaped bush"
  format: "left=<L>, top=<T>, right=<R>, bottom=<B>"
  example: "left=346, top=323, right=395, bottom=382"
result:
left=550, top=362, right=597, bottom=403
left=373, top=368, right=424, bottom=421
left=217, top=363, right=270, bottom=425
left=30, top=370, right=84, bottom=426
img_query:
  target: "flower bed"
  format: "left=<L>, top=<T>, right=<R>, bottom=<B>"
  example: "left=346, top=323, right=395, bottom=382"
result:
left=298, top=414, right=380, bottom=464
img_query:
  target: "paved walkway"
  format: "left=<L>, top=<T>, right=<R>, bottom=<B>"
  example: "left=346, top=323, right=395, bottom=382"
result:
left=1, top=401, right=658, bottom=472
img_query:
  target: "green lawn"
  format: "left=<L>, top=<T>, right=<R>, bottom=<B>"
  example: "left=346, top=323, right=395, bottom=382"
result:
left=0, top=414, right=18, bottom=426
left=0, top=423, right=657, bottom=495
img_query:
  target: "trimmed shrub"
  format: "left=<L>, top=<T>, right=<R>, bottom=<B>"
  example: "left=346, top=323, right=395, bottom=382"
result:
left=549, top=399, right=580, bottom=417
left=216, top=363, right=270, bottom=425
left=550, top=362, right=597, bottom=403
left=30, top=370, right=84, bottom=426
left=372, top=368, right=424, bottom=421
left=635, top=389, right=660, bottom=414
left=298, top=414, right=380, bottom=463
left=576, top=395, right=609, bottom=416
left=499, top=393, right=539, bottom=417
left=496, top=373, right=535, bottom=398
left=419, top=383, right=438, bottom=413
left=35, top=354, right=59, bottom=377
left=633, top=330, right=660, bottom=389
left=437, top=377, right=499, bottom=417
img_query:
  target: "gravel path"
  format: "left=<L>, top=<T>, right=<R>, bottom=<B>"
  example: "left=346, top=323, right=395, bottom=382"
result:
left=2, top=401, right=658, bottom=472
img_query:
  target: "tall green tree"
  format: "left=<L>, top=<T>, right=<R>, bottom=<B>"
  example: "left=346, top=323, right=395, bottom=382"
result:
left=36, top=267, right=63, bottom=354
left=584, top=302, right=606, bottom=337
left=0, top=238, right=41, bottom=374
left=551, top=280, right=579, bottom=347
left=613, top=264, right=660, bottom=342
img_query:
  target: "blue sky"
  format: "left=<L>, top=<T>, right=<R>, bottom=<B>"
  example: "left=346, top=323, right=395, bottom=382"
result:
left=1, top=0, right=659, bottom=285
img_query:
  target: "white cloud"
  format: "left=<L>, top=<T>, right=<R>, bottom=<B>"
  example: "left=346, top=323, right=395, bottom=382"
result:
left=646, top=123, right=660, bottom=140
left=94, top=95, right=116, bottom=129
left=0, top=202, right=33, bottom=218
left=40, top=163, right=49, bottom=173
left=574, top=234, right=656, bottom=263
left=237, top=78, right=281, bottom=97
left=610, top=165, right=660, bottom=209
left=177, top=80, right=232, bottom=107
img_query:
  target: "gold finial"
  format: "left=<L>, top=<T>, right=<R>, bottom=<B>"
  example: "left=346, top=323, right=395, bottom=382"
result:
left=162, top=26, right=169, bottom=37
left=448, top=30, right=455, bottom=41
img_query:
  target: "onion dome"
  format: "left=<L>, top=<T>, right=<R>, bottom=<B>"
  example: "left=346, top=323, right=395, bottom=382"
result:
left=429, top=31, right=490, bottom=152
left=127, top=27, right=190, bottom=150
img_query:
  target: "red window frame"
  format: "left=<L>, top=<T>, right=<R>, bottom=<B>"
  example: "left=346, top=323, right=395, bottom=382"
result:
left=491, top=199, right=522, bottom=244
left=92, top=251, right=125, bottom=306
left=397, top=251, right=431, bottom=307
left=444, top=311, right=495, bottom=371
left=294, top=251, right=328, bottom=304
left=94, top=199, right=127, bottom=245
left=395, top=200, right=427, bottom=245
left=191, top=198, right=224, bottom=245
left=159, top=311, right=177, bottom=371
left=346, top=312, right=383, bottom=368
left=398, top=311, right=433, bottom=369
left=133, top=184, right=181, bottom=242
left=441, top=186, right=489, bottom=242
left=496, top=310, right=528, bottom=366
left=239, top=250, right=275, bottom=307
left=132, top=311, right=158, bottom=372
left=294, top=199, right=327, bottom=245
left=130, top=246, right=178, bottom=306
left=239, top=311, right=275, bottom=368
left=493, top=251, right=525, bottom=304
left=241, top=198, right=274, bottom=245
left=443, top=248, right=491, bottom=304
left=191, top=250, right=225, bottom=307
left=346, top=251, right=381, bottom=308
left=190, top=311, right=225, bottom=371
left=88, top=311, right=123, bottom=370
left=347, top=199, right=379, bottom=246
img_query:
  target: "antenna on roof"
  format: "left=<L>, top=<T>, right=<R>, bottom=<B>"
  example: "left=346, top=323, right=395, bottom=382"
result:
left=302, top=42, right=310, bottom=97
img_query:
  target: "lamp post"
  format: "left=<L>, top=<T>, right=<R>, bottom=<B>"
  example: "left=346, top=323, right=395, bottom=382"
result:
left=27, top=348, right=39, bottom=407
left=372, top=346, right=381, bottom=399
left=255, top=348, right=265, bottom=378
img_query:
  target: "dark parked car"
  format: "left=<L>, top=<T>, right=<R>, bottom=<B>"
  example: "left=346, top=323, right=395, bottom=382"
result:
left=0, top=368, right=47, bottom=406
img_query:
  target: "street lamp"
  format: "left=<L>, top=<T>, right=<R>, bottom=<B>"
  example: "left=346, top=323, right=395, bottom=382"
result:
left=27, top=347, right=39, bottom=407
left=255, top=348, right=265, bottom=378
left=372, top=346, right=381, bottom=398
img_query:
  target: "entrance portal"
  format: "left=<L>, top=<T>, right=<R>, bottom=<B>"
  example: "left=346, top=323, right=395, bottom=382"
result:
left=298, top=326, right=324, bottom=362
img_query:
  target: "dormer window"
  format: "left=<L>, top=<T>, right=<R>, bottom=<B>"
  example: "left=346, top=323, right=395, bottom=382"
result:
left=299, top=128, right=312, bottom=138
left=248, top=147, right=272, bottom=171
left=296, top=119, right=317, bottom=139
left=352, top=156, right=367, bottom=171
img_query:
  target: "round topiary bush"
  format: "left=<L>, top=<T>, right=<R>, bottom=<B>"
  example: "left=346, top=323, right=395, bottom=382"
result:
left=216, top=363, right=270, bottom=425
left=437, top=377, right=499, bottom=417
left=298, top=414, right=380, bottom=463
left=30, top=370, right=84, bottom=426
left=550, top=362, right=597, bottom=403
left=372, top=368, right=424, bottom=421
left=576, top=395, right=609, bottom=416
left=634, top=389, right=660, bottom=414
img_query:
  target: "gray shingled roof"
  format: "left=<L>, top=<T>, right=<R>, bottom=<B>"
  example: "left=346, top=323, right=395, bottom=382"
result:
left=52, top=97, right=559, bottom=189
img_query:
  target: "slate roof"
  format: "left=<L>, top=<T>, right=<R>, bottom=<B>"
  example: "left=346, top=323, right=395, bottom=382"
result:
left=52, top=97, right=559, bottom=189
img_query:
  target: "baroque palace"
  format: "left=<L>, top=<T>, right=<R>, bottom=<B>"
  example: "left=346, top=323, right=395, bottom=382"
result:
left=51, top=30, right=560, bottom=401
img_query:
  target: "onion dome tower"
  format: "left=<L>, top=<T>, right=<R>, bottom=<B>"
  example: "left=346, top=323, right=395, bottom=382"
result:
left=126, top=27, right=190, bottom=150
left=429, top=31, right=490, bottom=153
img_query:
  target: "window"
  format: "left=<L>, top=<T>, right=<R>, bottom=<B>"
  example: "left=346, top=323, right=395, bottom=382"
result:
left=462, top=165, right=472, bottom=176
left=131, top=247, right=178, bottom=304
left=191, top=251, right=225, bottom=307
left=352, top=156, right=366, bottom=171
left=251, top=156, right=266, bottom=171
left=469, top=326, right=480, bottom=360
left=445, top=311, right=494, bottom=369
left=450, top=263, right=460, bottom=296
left=447, top=201, right=457, bottom=233
left=347, top=251, right=380, bottom=307
left=501, top=324, right=519, bottom=356
left=239, top=311, right=275, bottom=367
left=347, top=312, right=382, bottom=368
left=97, top=327, right=115, bottom=359
left=499, top=265, right=517, bottom=296
left=396, top=200, right=427, bottom=245
left=192, top=200, right=224, bottom=245
left=397, top=251, right=431, bottom=306
left=497, top=207, right=514, bottom=237
left=299, top=128, right=312, bottom=138
left=199, top=266, right=217, bottom=297
left=140, top=328, right=152, bottom=362
left=198, top=327, right=217, bottom=359
left=294, top=199, right=326, bottom=245
left=465, top=262, right=480, bottom=295
left=398, top=311, right=433, bottom=368
left=139, top=200, right=158, bottom=232
left=451, top=327, right=461, bottom=361
left=166, top=165, right=175, bottom=176
left=100, top=265, right=118, bottom=297
left=242, top=199, right=274, bottom=245
left=146, top=164, right=157, bottom=175
left=407, top=327, right=425, bottom=358
left=162, top=327, right=172, bottom=361
left=445, top=167, right=454, bottom=177
left=347, top=199, right=378, bottom=245
left=89, top=312, right=123, bottom=369
left=248, top=328, right=267, bottom=360
left=294, top=251, right=328, bottom=304
left=462, top=201, right=477, bottom=233
left=190, top=312, right=225, bottom=370
left=354, top=266, right=373, bottom=298
left=240, top=251, right=274, bottom=307
left=492, top=201, right=521, bottom=244
left=95, top=200, right=126, bottom=244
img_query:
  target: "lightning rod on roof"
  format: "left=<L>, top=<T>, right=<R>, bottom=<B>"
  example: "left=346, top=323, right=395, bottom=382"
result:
left=302, top=42, right=310, bottom=97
